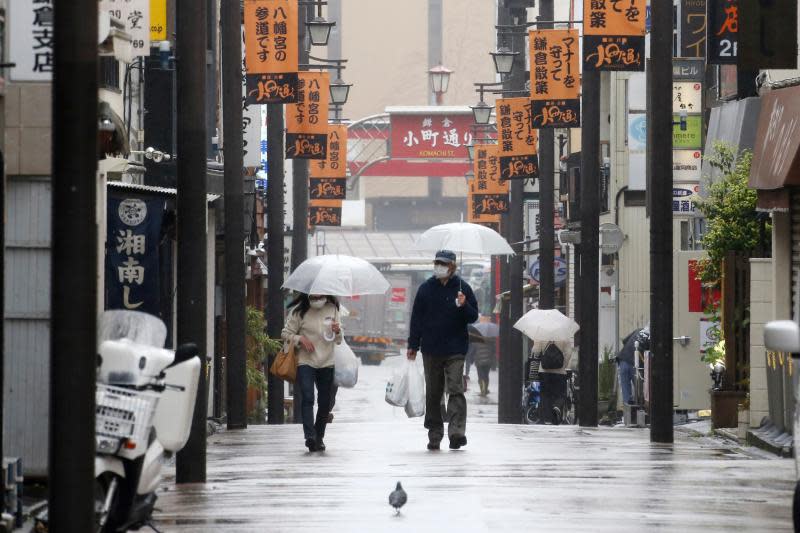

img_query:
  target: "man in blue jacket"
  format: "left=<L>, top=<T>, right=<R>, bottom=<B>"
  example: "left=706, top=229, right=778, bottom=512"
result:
left=407, top=250, right=479, bottom=450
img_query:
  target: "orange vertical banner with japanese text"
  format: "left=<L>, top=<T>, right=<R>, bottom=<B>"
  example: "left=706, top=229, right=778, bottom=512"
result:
left=495, top=97, right=539, bottom=181
left=244, top=0, right=299, bottom=104
left=286, top=71, right=330, bottom=159
left=470, top=144, right=509, bottom=217
left=529, top=29, right=581, bottom=128
left=583, top=0, right=646, bottom=71
left=309, top=124, right=348, bottom=200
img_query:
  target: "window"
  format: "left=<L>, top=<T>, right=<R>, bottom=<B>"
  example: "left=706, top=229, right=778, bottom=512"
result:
left=100, top=57, right=120, bottom=91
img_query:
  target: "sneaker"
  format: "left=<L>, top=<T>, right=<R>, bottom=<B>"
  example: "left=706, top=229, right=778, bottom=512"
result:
left=327, top=412, right=334, bottom=424
left=305, top=438, right=317, bottom=452
left=427, top=441, right=441, bottom=451
left=448, top=436, right=467, bottom=450
left=316, top=439, right=326, bottom=452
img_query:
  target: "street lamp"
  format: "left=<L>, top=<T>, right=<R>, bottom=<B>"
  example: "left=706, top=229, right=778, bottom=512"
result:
left=428, top=64, right=453, bottom=105
left=329, top=74, right=352, bottom=105
left=490, top=46, right=518, bottom=76
left=467, top=142, right=475, bottom=162
left=471, top=99, right=492, bottom=125
left=302, top=1, right=335, bottom=46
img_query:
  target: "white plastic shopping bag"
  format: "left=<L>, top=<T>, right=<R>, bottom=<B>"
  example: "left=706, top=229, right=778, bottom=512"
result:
left=385, top=359, right=410, bottom=407
left=333, top=340, right=359, bottom=388
left=404, top=360, right=426, bottom=418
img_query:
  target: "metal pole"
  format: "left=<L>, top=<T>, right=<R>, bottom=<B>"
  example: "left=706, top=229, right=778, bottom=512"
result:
left=290, top=3, right=311, bottom=424
left=50, top=0, right=98, bottom=528
left=222, top=0, right=247, bottom=430
left=266, top=103, right=286, bottom=424
left=649, top=0, right=674, bottom=444
left=175, top=0, right=209, bottom=483
left=538, top=0, right=555, bottom=311
left=578, top=69, right=600, bottom=428
left=0, top=150, right=4, bottom=468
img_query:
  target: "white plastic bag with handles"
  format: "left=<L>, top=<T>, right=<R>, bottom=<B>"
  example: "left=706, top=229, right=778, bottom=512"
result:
left=385, top=359, right=410, bottom=407
left=404, top=360, right=426, bottom=418
left=333, top=341, right=359, bottom=388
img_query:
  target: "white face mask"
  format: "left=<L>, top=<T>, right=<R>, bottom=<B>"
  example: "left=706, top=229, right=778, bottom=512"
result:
left=309, top=299, right=327, bottom=309
left=433, top=265, right=450, bottom=279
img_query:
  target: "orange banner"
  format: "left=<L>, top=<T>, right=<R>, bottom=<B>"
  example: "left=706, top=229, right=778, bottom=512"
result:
left=286, top=72, right=330, bottom=159
left=529, top=29, right=580, bottom=100
left=495, top=98, right=539, bottom=181
left=583, top=0, right=646, bottom=71
left=244, top=0, right=299, bottom=104
left=310, top=125, right=347, bottom=178
left=467, top=190, right=501, bottom=231
left=308, top=199, right=342, bottom=227
left=471, top=144, right=509, bottom=216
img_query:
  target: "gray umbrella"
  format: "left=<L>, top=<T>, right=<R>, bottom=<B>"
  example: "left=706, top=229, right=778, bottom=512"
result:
left=472, top=322, right=500, bottom=338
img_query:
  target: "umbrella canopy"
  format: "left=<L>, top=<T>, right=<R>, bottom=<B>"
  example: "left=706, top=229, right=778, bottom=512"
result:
left=283, top=255, right=390, bottom=297
left=472, top=321, right=500, bottom=338
left=513, top=309, right=579, bottom=343
left=415, top=222, right=515, bottom=256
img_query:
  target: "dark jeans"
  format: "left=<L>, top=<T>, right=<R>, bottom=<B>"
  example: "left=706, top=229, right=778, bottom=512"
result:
left=296, top=365, right=334, bottom=442
left=476, top=363, right=490, bottom=384
left=422, top=355, right=467, bottom=443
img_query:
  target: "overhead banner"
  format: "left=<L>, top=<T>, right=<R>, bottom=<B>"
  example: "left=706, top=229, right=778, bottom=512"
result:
left=681, top=0, right=707, bottom=58
left=389, top=113, right=473, bottom=159
left=286, top=71, right=329, bottom=159
left=244, top=0, right=299, bottom=104
left=495, top=98, right=539, bottom=181
left=529, top=29, right=581, bottom=128
left=707, top=0, right=738, bottom=64
left=583, top=0, right=646, bottom=71
left=471, top=144, right=509, bottom=217
left=739, top=0, right=798, bottom=69
left=308, top=200, right=342, bottom=227
left=106, top=197, right=165, bottom=316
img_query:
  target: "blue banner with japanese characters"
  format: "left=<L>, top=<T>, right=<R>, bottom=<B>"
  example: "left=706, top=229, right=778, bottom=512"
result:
left=105, top=196, right=165, bottom=316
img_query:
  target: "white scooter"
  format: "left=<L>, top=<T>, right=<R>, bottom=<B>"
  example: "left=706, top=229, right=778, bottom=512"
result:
left=93, top=310, right=201, bottom=532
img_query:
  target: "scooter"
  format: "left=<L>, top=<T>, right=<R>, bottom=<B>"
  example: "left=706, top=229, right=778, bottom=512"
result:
left=94, top=310, right=201, bottom=532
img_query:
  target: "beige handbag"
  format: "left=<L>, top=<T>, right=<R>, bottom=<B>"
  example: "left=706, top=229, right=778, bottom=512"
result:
left=269, top=341, right=297, bottom=383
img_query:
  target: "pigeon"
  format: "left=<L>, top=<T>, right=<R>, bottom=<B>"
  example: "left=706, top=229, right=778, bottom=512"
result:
left=388, top=481, right=407, bottom=514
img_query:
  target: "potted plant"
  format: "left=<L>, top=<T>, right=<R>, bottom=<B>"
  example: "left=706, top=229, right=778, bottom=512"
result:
left=245, top=306, right=282, bottom=423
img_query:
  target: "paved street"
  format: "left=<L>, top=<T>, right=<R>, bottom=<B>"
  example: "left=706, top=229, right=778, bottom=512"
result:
left=154, top=357, right=795, bottom=532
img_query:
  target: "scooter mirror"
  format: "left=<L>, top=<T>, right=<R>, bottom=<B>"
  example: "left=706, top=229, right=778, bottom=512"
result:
left=170, top=343, right=200, bottom=368
left=764, top=320, right=800, bottom=355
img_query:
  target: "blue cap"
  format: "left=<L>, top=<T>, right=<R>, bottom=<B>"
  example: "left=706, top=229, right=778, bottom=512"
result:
left=434, top=250, right=457, bottom=264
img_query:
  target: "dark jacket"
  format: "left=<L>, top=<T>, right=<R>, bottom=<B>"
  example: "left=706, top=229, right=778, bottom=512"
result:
left=618, top=328, right=648, bottom=365
left=408, top=275, right=479, bottom=357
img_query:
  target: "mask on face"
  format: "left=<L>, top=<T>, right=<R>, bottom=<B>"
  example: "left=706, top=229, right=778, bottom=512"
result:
left=309, top=298, right=327, bottom=309
left=433, top=265, right=450, bottom=279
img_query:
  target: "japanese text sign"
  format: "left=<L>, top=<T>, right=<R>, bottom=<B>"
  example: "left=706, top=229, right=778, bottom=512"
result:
left=681, top=0, right=707, bottom=58
left=9, top=0, right=53, bottom=81
left=471, top=144, right=509, bottom=216
left=467, top=190, right=502, bottom=230
left=529, top=29, right=581, bottom=128
left=106, top=197, right=165, bottom=316
left=495, top=98, right=539, bottom=181
left=707, top=0, right=738, bottom=64
left=286, top=71, right=329, bottom=160
left=310, top=125, right=347, bottom=178
left=583, top=0, right=646, bottom=71
left=673, top=184, right=700, bottom=216
left=100, top=0, right=150, bottom=56
left=673, top=82, right=703, bottom=113
left=309, top=178, right=347, bottom=201
left=244, top=0, right=299, bottom=104
left=390, top=113, right=473, bottom=159
left=308, top=200, right=342, bottom=227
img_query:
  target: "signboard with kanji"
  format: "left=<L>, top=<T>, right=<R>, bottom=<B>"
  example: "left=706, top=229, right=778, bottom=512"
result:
left=471, top=144, right=509, bottom=216
left=310, top=125, right=347, bottom=178
left=707, top=0, right=738, bottom=64
left=467, top=190, right=502, bottom=231
left=100, top=0, right=150, bottom=55
left=9, top=0, right=53, bottom=81
left=681, top=0, right=707, bottom=58
left=389, top=113, right=473, bottom=160
left=495, top=98, right=539, bottom=181
left=529, top=29, right=581, bottom=128
left=286, top=71, right=329, bottom=159
left=309, top=178, right=346, bottom=201
left=244, top=0, right=299, bottom=104
left=673, top=82, right=703, bottom=113
left=583, top=0, right=646, bottom=71
left=673, top=183, right=700, bottom=216
left=673, top=150, right=703, bottom=181
left=309, top=200, right=342, bottom=227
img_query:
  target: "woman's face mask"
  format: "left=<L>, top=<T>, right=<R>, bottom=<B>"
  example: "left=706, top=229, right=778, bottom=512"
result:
left=309, top=297, right=327, bottom=309
left=433, top=265, right=451, bottom=279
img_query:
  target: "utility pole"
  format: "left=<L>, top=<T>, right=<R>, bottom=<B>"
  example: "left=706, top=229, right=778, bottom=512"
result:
left=266, top=102, right=286, bottom=424
left=537, top=0, right=555, bottom=311
left=649, top=0, right=674, bottom=444
left=222, top=0, right=247, bottom=429
left=50, top=0, right=98, bottom=528
left=175, top=0, right=209, bottom=482
left=578, top=69, right=600, bottom=428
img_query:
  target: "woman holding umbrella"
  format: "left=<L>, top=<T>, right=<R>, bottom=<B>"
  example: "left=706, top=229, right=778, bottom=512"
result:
left=282, top=293, right=342, bottom=452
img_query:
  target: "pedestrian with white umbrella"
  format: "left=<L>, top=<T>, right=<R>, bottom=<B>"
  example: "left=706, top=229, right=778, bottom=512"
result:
left=282, top=255, right=389, bottom=452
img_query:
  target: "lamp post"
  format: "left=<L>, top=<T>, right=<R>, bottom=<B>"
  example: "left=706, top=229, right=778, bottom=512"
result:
left=428, top=64, right=453, bottom=105
left=302, top=0, right=335, bottom=46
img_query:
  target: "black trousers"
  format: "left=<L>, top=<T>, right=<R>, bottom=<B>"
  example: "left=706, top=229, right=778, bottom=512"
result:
left=422, top=355, right=466, bottom=443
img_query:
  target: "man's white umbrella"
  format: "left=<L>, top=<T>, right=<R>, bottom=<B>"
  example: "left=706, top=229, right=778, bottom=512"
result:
left=513, top=309, right=579, bottom=343
left=283, top=254, right=390, bottom=297
left=415, top=222, right=515, bottom=257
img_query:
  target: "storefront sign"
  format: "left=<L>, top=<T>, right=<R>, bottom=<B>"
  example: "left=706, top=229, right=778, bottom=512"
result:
left=739, top=0, right=798, bottom=69
left=308, top=200, right=342, bottom=227
left=529, top=29, right=581, bottom=127
left=680, top=0, right=707, bottom=58
left=672, top=58, right=705, bottom=81
left=583, top=0, right=646, bottom=71
left=150, top=0, right=167, bottom=41
left=673, top=82, right=703, bottom=113
left=100, top=0, right=151, bottom=55
left=286, top=71, right=329, bottom=159
left=673, top=114, right=703, bottom=149
left=708, top=0, right=738, bottom=64
left=672, top=183, right=701, bottom=215
left=244, top=0, right=299, bottom=104
left=9, top=0, right=53, bottom=81
left=495, top=98, right=539, bottom=181
left=389, top=113, right=473, bottom=159
left=673, top=150, right=703, bottom=181
left=749, top=85, right=800, bottom=190
left=106, top=197, right=165, bottom=316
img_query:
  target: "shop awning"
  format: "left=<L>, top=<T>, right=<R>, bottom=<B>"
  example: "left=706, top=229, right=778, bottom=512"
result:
left=750, top=85, right=800, bottom=191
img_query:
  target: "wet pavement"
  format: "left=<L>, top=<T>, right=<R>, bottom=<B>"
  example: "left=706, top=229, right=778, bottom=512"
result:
left=154, top=356, right=795, bottom=532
